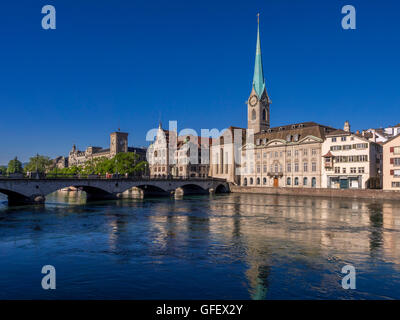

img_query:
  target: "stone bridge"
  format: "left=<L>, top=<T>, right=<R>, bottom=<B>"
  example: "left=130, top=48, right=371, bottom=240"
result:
left=0, top=178, right=229, bottom=205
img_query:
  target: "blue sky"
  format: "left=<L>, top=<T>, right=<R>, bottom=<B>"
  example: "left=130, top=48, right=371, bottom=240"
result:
left=0, top=0, right=399, bottom=164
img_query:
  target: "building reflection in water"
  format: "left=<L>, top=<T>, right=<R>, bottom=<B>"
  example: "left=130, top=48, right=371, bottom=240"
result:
left=208, top=193, right=400, bottom=299
left=18, top=190, right=400, bottom=299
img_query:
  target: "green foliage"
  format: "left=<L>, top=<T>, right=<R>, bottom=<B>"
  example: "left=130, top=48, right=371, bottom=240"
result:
left=7, top=157, right=23, bottom=174
left=46, top=153, right=148, bottom=177
left=0, top=165, right=7, bottom=175
left=24, top=155, right=52, bottom=174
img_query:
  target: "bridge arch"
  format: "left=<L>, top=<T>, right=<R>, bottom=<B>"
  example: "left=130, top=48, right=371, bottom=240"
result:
left=215, top=184, right=228, bottom=194
left=179, top=183, right=208, bottom=195
left=0, top=188, right=34, bottom=205
left=135, top=184, right=169, bottom=197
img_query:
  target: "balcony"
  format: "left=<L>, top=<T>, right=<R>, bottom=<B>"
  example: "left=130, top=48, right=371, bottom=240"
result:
left=267, top=172, right=283, bottom=177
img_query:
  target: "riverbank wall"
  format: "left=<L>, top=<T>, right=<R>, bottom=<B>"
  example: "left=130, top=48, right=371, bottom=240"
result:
left=229, top=185, right=400, bottom=201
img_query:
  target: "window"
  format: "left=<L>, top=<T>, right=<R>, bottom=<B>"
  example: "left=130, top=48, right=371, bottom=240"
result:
left=263, top=177, right=267, bottom=185
left=394, top=170, right=400, bottom=177
left=250, top=178, right=253, bottom=185
left=394, top=147, right=400, bottom=155
left=243, top=178, right=247, bottom=186
left=355, top=143, right=368, bottom=149
left=293, top=134, right=299, bottom=142
left=294, top=150, right=299, bottom=157
left=350, top=167, right=357, bottom=173
left=342, top=168, right=346, bottom=174
left=392, top=182, right=400, bottom=188
left=394, top=158, right=400, bottom=166
left=335, top=167, right=340, bottom=173
left=358, top=167, right=365, bottom=174
left=256, top=153, right=261, bottom=159
left=274, top=152, right=278, bottom=158
left=303, top=162, right=308, bottom=172
left=341, top=136, right=347, bottom=141
left=332, top=137, right=337, bottom=142
left=263, top=165, right=267, bottom=173
left=263, top=152, right=267, bottom=158
left=343, top=145, right=352, bottom=150
left=312, top=149, right=317, bottom=156
left=294, top=162, right=299, bottom=172
left=312, top=162, right=317, bottom=172
left=257, top=177, right=260, bottom=185
left=303, top=149, right=308, bottom=156
left=331, top=146, right=342, bottom=151
left=257, top=165, right=261, bottom=173
left=303, top=177, right=308, bottom=186
left=262, top=109, right=266, bottom=121
left=287, top=163, right=291, bottom=172
left=287, top=150, right=291, bottom=157
left=287, top=177, right=291, bottom=185
left=286, top=134, right=292, bottom=142
left=274, top=164, right=279, bottom=173
left=294, top=177, right=299, bottom=186
left=312, top=177, right=316, bottom=188
left=252, top=110, right=256, bottom=120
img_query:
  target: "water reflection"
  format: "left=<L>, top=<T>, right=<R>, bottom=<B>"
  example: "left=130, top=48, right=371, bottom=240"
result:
left=0, top=191, right=400, bottom=299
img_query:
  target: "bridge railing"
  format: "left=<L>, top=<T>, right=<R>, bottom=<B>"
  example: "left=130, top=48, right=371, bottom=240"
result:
left=0, top=173, right=226, bottom=182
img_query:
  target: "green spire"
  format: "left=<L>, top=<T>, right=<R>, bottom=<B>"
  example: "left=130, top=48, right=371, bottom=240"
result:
left=252, top=14, right=266, bottom=99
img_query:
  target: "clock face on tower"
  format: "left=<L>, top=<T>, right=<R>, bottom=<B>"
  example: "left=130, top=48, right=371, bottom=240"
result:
left=249, top=95, right=258, bottom=107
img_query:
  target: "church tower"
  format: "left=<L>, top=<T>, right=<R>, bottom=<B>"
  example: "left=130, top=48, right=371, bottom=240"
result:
left=247, top=15, right=270, bottom=134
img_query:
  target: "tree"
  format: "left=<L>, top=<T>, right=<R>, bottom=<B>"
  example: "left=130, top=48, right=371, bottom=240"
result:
left=0, top=165, right=7, bottom=175
left=24, top=155, right=52, bottom=174
left=7, top=157, right=23, bottom=174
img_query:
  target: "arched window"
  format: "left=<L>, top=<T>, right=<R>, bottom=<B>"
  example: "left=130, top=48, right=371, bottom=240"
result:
left=256, top=177, right=260, bottom=185
left=262, top=109, right=266, bottom=121
left=252, top=109, right=256, bottom=120
left=303, top=177, right=308, bottom=186
left=244, top=178, right=247, bottom=186
left=250, top=178, right=254, bottom=185
left=312, top=177, right=316, bottom=188
left=263, top=177, right=267, bottom=185
left=287, top=177, right=291, bottom=185
left=294, top=177, right=299, bottom=186
left=154, top=151, right=158, bottom=157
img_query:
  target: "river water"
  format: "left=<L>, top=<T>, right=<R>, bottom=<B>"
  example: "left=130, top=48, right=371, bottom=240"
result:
left=0, top=191, right=400, bottom=300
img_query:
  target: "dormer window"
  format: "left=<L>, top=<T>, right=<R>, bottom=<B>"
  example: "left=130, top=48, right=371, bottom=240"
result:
left=293, top=134, right=299, bottom=142
left=267, top=129, right=272, bottom=133
left=291, top=125, right=296, bottom=129
left=286, top=134, right=292, bottom=142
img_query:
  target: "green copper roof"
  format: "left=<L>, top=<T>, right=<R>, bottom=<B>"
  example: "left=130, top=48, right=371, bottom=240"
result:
left=252, top=20, right=266, bottom=99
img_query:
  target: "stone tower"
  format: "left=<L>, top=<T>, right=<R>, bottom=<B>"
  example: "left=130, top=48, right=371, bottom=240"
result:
left=110, top=131, right=128, bottom=156
left=247, top=15, right=270, bottom=134
left=344, top=120, right=351, bottom=132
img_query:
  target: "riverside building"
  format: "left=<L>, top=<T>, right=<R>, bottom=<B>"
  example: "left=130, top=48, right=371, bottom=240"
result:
left=321, top=122, right=382, bottom=189
left=382, top=134, right=400, bottom=190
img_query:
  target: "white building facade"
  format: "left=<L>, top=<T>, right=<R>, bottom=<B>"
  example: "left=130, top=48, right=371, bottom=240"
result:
left=321, top=129, right=382, bottom=189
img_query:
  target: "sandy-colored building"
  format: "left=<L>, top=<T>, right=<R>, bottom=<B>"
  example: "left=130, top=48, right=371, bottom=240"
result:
left=240, top=122, right=335, bottom=188
left=68, top=131, right=146, bottom=167
left=383, top=134, right=400, bottom=190
left=148, top=123, right=211, bottom=178
left=209, top=126, right=247, bottom=184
